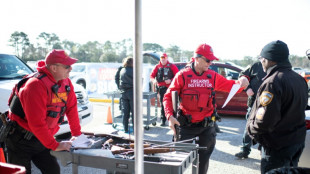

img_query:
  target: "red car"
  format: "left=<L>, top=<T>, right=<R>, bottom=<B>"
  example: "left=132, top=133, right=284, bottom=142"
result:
left=174, top=62, right=248, bottom=116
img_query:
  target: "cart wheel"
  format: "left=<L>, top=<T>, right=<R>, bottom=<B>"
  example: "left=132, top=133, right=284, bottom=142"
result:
left=112, top=123, right=117, bottom=128
left=144, top=126, right=150, bottom=130
left=152, top=122, right=156, bottom=126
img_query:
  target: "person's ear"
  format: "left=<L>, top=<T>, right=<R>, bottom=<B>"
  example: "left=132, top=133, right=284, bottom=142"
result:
left=50, top=64, right=58, bottom=72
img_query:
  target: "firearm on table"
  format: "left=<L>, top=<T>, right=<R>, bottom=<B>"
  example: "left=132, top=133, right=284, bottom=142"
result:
left=171, top=91, right=180, bottom=142
left=112, top=147, right=176, bottom=155
left=82, top=131, right=134, bottom=143
left=115, top=143, right=151, bottom=149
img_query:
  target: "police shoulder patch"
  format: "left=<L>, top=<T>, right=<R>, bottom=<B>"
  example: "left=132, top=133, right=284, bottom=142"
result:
left=259, top=91, right=273, bottom=106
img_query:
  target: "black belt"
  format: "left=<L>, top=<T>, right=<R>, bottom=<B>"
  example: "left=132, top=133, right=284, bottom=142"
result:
left=12, top=121, right=34, bottom=140
left=158, top=86, right=168, bottom=89
left=190, top=121, right=205, bottom=127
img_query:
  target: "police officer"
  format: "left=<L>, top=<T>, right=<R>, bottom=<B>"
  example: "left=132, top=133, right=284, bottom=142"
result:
left=246, top=40, right=308, bottom=174
left=163, top=43, right=249, bottom=174
left=235, top=61, right=266, bottom=159
left=150, top=53, right=179, bottom=126
left=119, top=57, right=134, bottom=133
left=5, top=50, right=82, bottom=174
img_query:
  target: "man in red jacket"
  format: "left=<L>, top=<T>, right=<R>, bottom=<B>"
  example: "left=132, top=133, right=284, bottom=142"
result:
left=150, top=53, right=179, bottom=126
left=163, top=43, right=249, bottom=174
left=5, top=50, right=81, bottom=174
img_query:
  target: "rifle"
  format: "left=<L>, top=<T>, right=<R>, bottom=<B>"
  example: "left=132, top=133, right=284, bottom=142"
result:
left=82, top=131, right=134, bottom=143
left=115, top=143, right=151, bottom=149
left=171, top=91, right=180, bottom=142
left=112, top=147, right=175, bottom=155
left=0, top=112, right=13, bottom=143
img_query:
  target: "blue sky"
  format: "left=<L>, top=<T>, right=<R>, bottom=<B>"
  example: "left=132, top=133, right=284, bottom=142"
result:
left=1, top=0, right=309, bottom=60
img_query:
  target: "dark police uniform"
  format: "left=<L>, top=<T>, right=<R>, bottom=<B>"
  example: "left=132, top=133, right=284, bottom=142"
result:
left=236, top=61, right=266, bottom=158
left=246, top=62, right=308, bottom=173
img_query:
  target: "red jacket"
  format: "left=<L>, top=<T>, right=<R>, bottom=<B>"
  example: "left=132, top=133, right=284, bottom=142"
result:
left=8, top=61, right=81, bottom=150
left=150, top=61, right=179, bottom=87
left=163, top=65, right=243, bottom=123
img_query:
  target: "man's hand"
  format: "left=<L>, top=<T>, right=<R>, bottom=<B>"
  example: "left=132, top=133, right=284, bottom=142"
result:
left=164, top=79, right=172, bottom=84
left=152, top=79, right=158, bottom=86
left=55, top=141, right=73, bottom=151
left=237, top=76, right=249, bottom=88
left=246, top=88, right=254, bottom=97
left=168, top=116, right=180, bottom=137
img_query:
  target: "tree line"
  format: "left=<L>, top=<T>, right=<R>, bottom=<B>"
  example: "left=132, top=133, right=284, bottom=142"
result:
left=8, top=31, right=310, bottom=68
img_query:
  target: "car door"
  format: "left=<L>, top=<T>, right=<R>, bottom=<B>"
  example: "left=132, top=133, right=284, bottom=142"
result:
left=210, top=64, right=248, bottom=116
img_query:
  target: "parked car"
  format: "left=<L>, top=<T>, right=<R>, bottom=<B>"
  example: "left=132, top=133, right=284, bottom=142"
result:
left=70, top=63, right=88, bottom=89
left=292, top=67, right=304, bottom=74
left=299, top=112, right=310, bottom=167
left=0, top=53, right=93, bottom=136
left=300, top=71, right=310, bottom=83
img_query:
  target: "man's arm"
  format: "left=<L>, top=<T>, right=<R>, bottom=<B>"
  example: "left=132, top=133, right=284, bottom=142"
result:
left=115, top=66, right=122, bottom=89
left=150, top=65, right=159, bottom=86
left=65, top=80, right=82, bottom=136
left=163, top=72, right=183, bottom=135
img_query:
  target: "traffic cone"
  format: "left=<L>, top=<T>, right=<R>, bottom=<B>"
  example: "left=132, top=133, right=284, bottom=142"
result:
left=0, top=148, right=6, bottom=163
left=106, top=106, right=112, bottom=124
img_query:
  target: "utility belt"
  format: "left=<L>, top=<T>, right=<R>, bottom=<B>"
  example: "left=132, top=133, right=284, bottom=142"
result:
left=156, top=86, right=168, bottom=94
left=12, top=121, right=35, bottom=140
left=176, top=110, right=217, bottom=128
left=157, top=86, right=168, bottom=89
left=0, top=112, right=34, bottom=142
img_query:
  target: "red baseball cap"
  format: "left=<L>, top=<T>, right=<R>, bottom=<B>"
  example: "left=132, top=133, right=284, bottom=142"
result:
left=161, top=53, right=168, bottom=58
left=45, top=49, right=78, bottom=65
left=195, top=44, right=219, bottom=61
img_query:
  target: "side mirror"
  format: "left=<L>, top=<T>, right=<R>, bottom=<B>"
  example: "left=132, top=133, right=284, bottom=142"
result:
left=306, top=49, right=310, bottom=60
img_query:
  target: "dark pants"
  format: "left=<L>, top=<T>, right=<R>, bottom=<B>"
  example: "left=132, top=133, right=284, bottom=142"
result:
left=261, top=143, right=305, bottom=174
left=121, top=89, right=134, bottom=133
left=5, top=127, right=60, bottom=174
left=241, top=107, right=253, bottom=154
left=180, top=124, right=216, bottom=174
left=158, top=86, right=168, bottom=124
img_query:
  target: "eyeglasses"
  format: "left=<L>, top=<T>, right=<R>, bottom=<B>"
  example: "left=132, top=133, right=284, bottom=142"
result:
left=54, top=64, right=71, bottom=69
left=196, top=54, right=212, bottom=63
left=202, top=58, right=212, bottom=63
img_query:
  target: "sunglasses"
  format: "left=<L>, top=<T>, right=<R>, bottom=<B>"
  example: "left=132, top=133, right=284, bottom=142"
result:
left=54, top=64, right=71, bottom=69
left=202, top=58, right=212, bottom=63
left=160, top=56, right=167, bottom=59
left=196, top=54, right=212, bottom=63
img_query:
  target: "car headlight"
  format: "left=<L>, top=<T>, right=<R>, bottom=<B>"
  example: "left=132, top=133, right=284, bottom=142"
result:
left=75, top=88, right=88, bottom=105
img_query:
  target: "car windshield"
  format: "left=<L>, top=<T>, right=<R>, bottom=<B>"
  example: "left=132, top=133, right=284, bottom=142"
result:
left=0, top=54, right=33, bottom=80
left=72, top=65, right=86, bottom=72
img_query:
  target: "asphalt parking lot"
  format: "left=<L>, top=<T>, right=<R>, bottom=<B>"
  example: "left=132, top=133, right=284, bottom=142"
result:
left=32, top=102, right=261, bottom=174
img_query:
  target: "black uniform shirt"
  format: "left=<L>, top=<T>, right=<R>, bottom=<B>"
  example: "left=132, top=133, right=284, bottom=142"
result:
left=246, top=62, right=308, bottom=149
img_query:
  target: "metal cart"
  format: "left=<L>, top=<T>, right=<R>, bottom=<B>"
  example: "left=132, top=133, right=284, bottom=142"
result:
left=51, top=140, right=198, bottom=174
left=104, top=91, right=158, bottom=130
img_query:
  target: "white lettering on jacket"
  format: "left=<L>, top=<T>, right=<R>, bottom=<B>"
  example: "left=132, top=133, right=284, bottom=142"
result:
left=188, top=79, right=212, bottom=88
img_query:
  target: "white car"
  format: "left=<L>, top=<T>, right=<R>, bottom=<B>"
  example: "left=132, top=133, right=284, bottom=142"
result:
left=292, top=67, right=304, bottom=74
left=299, top=112, right=310, bottom=167
left=0, top=53, right=93, bottom=136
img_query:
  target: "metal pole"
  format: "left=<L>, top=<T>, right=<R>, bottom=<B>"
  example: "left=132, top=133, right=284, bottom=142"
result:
left=134, top=0, right=144, bottom=173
